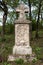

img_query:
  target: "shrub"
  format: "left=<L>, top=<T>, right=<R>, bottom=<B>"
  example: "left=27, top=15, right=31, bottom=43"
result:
left=15, top=58, right=24, bottom=64
left=32, top=19, right=36, bottom=31
left=32, top=19, right=43, bottom=31
left=34, top=47, right=42, bottom=60
left=32, top=58, right=37, bottom=63
left=5, top=23, right=14, bottom=34
left=4, top=62, right=11, bottom=65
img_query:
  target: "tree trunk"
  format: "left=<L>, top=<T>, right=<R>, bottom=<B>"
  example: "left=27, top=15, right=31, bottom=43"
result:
left=35, top=0, right=42, bottom=38
left=2, top=13, right=7, bottom=35
left=28, top=0, right=32, bottom=21
left=0, top=1, right=8, bottom=39
left=28, top=0, right=32, bottom=40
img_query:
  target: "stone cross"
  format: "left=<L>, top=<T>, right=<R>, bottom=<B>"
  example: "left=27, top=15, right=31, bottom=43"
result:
left=16, top=2, right=29, bottom=20
left=8, top=2, right=32, bottom=61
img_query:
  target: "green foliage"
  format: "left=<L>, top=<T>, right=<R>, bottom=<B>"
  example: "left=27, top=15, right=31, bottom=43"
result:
left=34, top=47, right=43, bottom=60
left=32, top=58, right=37, bottom=63
left=32, top=19, right=36, bottom=31
left=5, top=23, right=14, bottom=34
left=39, top=21, right=43, bottom=29
left=32, top=19, right=43, bottom=31
left=15, top=58, right=24, bottom=64
left=0, top=26, right=2, bottom=34
left=35, top=47, right=41, bottom=54
left=3, top=0, right=19, bottom=8
left=4, top=62, right=11, bottom=65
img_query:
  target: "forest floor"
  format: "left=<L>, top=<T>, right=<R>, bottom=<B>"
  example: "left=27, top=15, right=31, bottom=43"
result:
left=0, top=31, right=43, bottom=65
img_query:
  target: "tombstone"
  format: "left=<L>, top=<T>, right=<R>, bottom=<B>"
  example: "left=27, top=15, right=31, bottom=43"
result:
left=8, top=2, right=32, bottom=61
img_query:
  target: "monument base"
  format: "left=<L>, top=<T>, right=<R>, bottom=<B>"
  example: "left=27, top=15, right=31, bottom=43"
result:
left=8, top=45, right=32, bottom=61
left=13, top=45, right=32, bottom=55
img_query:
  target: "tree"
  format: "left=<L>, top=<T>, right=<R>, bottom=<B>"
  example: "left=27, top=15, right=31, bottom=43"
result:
left=35, top=0, right=43, bottom=38
left=31, top=0, right=43, bottom=38
left=28, top=0, right=32, bottom=21
left=0, top=0, right=8, bottom=37
left=0, top=0, right=19, bottom=36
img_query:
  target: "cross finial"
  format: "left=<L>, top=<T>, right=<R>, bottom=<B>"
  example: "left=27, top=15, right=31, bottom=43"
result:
left=16, top=2, right=29, bottom=20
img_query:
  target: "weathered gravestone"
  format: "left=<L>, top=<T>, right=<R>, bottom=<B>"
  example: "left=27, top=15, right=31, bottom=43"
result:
left=8, top=2, right=32, bottom=61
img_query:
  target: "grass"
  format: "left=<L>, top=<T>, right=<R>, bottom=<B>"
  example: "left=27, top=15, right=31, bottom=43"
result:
left=0, top=31, right=43, bottom=65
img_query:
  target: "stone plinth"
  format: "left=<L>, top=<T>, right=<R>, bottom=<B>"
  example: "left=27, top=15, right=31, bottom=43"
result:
left=13, top=46, right=32, bottom=55
left=13, top=21, right=32, bottom=55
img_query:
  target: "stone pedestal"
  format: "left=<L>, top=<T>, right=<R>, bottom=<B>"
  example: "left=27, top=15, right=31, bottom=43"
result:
left=13, top=21, right=32, bottom=55
left=13, top=46, right=32, bottom=55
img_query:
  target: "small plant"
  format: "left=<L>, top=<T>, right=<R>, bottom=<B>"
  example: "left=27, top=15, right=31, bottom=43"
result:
left=32, top=58, right=37, bottom=63
left=0, top=37, right=6, bottom=42
left=4, top=62, right=11, bottom=65
left=35, top=47, right=41, bottom=53
left=35, top=47, right=42, bottom=59
left=15, top=58, right=24, bottom=64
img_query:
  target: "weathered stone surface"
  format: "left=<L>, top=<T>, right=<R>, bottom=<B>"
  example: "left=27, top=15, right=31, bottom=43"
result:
left=8, top=55, right=15, bottom=61
left=14, top=19, right=31, bottom=24
left=15, top=24, right=30, bottom=46
left=13, top=46, right=32, bottom=55
left=13, top=24, right=32, bottom=55
left=16, top=2, right=29, bottom=20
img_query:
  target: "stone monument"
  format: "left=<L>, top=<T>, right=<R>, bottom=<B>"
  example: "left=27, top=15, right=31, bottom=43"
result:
left=8, top=2, right=32, bottom=61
